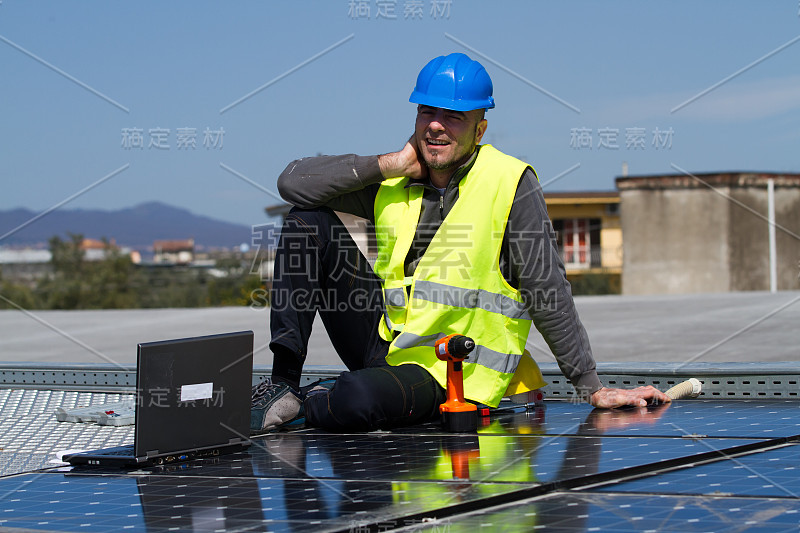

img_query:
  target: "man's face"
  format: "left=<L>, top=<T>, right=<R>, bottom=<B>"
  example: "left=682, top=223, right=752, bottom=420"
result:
left=415, top=105, right=487, bottom=172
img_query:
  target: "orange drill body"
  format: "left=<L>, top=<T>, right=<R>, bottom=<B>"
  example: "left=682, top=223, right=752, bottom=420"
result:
left=435, top=334, right=478, bottom=432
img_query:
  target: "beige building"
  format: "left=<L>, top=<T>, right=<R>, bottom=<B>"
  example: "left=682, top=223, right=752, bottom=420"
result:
left=267, top=192, right=624, bottom=288
left=543, top=191, right=622, bottom=281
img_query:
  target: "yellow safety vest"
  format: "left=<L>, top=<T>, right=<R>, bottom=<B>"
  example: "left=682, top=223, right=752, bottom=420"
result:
left=373, top=145, right=539, bottom=407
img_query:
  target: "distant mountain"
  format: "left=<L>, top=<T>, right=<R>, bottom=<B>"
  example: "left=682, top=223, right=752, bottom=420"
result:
left=0, top=202, right=277, bottom=250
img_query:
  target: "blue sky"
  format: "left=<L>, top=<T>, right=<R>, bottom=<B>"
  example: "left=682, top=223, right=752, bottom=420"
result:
left=1, top=0, right=799, bottom=229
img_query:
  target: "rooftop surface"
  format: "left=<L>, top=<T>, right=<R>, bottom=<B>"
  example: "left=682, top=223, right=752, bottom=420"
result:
left=0, top=292, right=798, bottom=531
left=2, top=291, right=798, bottom=367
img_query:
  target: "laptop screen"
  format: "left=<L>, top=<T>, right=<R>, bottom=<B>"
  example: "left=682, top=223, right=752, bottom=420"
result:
left=134, top=331, right=253, bottom=458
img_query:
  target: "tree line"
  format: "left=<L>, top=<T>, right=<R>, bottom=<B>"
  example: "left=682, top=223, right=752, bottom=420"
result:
left=0, top=234, right=265, bottom=310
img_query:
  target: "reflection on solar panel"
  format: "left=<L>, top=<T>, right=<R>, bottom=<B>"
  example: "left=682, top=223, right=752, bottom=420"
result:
left=0, top=396, right=798, bottom=532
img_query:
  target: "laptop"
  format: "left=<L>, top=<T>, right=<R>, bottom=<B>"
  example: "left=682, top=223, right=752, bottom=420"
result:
left=64, top=331, right=254, bottom=467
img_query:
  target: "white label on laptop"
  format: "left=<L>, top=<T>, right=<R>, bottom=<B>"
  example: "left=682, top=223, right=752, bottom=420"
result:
left=180, top=382, right=214, bottom=402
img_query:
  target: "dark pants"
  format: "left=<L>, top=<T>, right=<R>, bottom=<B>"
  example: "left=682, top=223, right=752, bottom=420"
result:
left=269, top=207, right=445, bottom=431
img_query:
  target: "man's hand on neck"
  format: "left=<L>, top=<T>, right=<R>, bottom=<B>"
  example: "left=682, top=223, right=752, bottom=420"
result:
left=378, top=137, right=429, bottom=181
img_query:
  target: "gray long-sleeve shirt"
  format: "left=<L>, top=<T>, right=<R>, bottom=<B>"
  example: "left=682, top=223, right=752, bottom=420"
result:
left=277, top=148, right=603, bottom=396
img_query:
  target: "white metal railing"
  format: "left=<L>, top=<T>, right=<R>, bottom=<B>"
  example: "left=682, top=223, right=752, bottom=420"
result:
left=561, top=247, right=600, bottom=269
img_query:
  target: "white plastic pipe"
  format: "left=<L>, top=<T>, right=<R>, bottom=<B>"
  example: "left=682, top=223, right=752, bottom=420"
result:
left=768, top=179, right=777, bottom=293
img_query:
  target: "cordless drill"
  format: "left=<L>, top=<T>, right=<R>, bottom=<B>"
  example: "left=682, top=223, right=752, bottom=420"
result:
left=435, top=334, right=478, bottom=432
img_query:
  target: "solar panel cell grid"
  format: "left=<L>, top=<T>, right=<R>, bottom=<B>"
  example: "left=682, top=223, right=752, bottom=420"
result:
left=0, top=396, right=798, bottom=532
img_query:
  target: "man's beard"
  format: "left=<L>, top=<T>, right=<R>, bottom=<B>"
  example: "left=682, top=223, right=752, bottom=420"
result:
left=424, top=143, right=476, bottom=171
left=426, top=158, right=459, bottom=171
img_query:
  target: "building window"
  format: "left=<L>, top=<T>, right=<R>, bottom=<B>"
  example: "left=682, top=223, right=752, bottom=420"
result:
left=553, top=218, right=601, bottom=269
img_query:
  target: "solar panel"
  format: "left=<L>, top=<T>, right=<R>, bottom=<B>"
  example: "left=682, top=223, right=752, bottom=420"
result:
left=431, top=492, right=800, bottom=532
left=600, top=443, right=800, bottom=498
left=0, top=399, right=798, bottom=532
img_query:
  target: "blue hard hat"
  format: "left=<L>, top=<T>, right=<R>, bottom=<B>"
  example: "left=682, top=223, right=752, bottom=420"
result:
left=409, top=53, right=495, bottom=111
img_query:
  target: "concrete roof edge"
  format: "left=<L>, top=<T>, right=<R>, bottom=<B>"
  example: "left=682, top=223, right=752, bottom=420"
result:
left=616, top=172, right=800, bottom=190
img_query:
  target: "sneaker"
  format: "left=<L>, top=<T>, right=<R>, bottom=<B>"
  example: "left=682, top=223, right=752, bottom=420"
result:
left=250, top=378, right=303, bottom=433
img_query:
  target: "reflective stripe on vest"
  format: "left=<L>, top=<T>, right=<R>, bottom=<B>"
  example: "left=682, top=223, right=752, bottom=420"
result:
left=412, top=280, right=528, bottom=320
left=381, top=277, right=414, bottom=334
left=392, top=331, right=522, bottom=374
left=383, top=287, right=406, bottom=307
left=383, top=312, right=403, bottom=333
